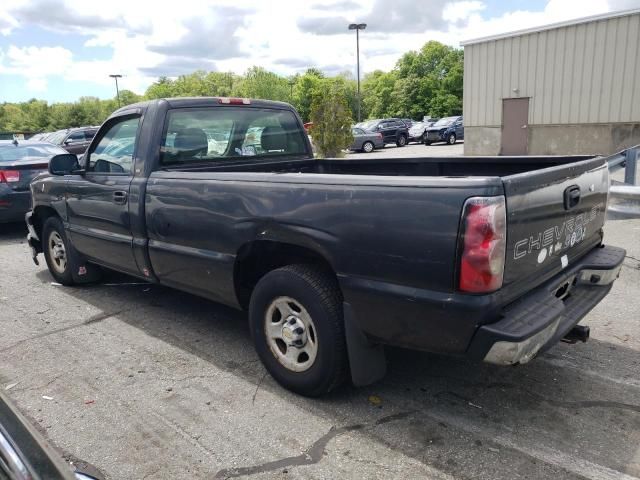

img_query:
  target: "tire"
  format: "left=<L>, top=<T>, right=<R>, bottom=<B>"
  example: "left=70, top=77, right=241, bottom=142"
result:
left=421, top=132, right=427, bottom=143
left=447, top=133, right=457, bottom=145
left=424, top=140, right=432, bottom=146
left=362, top=141, right=374, bottom=153
left=396, top=135, right=407, bottom=147
left=42, top=216, right=75, bottom=285
left=249, top=265, right=347, bottom=396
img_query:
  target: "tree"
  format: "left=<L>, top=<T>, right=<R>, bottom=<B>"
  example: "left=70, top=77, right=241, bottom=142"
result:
left=291, top=69, right=324, bottom=122
left=310, top=80, right=353, bottom=158
left=236, top=66, right=291, bottom=101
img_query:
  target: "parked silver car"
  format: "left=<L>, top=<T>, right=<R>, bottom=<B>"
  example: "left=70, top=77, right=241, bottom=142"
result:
left=349, top=127, right=384, bottom=153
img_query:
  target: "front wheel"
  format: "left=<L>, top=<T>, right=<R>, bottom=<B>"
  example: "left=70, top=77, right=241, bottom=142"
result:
left=362, top=141, right=374, bottom=153
left=396, top=135, right=407, bottom=147
left=447, top=133, right=457, bottom=145
left=249, top=265, right=347, bottom=396
left=42, top=216, right=74, bottom=285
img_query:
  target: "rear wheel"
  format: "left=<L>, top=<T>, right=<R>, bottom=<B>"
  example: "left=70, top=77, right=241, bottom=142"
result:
left=42, top=217, right=74, bottom=285
left=447, top=133, right=457, bottom=145
left=249, top=265, right=347, bottom=396
left=362, top=141, right=374, bottom=153
left=396, top=135, right=407, bottom=147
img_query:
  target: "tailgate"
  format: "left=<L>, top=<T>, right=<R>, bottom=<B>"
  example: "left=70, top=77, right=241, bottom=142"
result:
left=502, top=157, right=608, bottom=293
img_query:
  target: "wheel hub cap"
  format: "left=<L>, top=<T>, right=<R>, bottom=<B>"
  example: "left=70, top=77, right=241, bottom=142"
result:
left=264, top=296, right=318, bottom=372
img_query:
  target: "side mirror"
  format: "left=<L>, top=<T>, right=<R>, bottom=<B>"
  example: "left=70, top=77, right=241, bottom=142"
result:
left=49, top=153, right=82, bottom=175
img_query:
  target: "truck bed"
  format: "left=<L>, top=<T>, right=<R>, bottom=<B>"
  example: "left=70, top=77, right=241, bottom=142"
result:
left=160, top=155, right=597, bottom=177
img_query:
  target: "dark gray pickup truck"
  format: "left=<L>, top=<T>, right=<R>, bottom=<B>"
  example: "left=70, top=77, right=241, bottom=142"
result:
left=25, top=97, right=625, bottom=396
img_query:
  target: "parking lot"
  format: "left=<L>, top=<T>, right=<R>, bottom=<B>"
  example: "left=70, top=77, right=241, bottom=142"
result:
left=0, top=213, right=639, bottom=480
left=346, top=141, right=464, bottom=159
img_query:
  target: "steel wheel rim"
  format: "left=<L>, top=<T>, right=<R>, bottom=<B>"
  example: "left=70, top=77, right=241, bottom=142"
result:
left=449, top=135, right=455, bottom=144
left=264, top=296, right=318, bottom=372
left=363, top=142, right=373, bottom=153
left=48, top=231, right=67, bottom=274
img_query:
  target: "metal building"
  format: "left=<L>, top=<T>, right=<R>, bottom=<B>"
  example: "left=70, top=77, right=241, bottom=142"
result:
left=461, top=9, right=640, bottom=156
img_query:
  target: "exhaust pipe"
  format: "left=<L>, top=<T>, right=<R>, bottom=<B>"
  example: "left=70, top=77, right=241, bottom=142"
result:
left=562, top=325, right=590, bottom=344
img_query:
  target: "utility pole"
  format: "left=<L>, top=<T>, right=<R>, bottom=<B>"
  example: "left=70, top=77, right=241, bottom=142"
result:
left=109, top=74, right=123, bottom=107
left=348, top=23, right=367, bottom=122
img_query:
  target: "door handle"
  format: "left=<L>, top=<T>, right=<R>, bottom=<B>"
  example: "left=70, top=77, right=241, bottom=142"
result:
left=113, top=190, right=128, bottom=205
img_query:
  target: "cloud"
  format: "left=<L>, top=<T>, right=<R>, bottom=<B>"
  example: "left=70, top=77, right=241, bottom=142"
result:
left=607, top=0, right=640, bottom=10
left=442, top=1, right=486, bottom=23
left=318, top=63, right=353, bottom=76
left=0, top=11, right=18, bottom=35
left=148, top=7, right=247, bottom=61
left=0, top=45, right=73, bottom=78
left=140, top=57, right=218, bottom=77
left=312, top=0, right=361, bottom=10
left=274, top=57, right=315, bottom=69
left=11, top=0, right=150, bottom=34
left=298, top=0, right=454, bottom=35
left=296, top=15, right=351, bottom=35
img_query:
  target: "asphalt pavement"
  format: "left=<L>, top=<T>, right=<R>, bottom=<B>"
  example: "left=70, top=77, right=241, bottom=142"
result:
left=0, top=212, right=639, bottom=479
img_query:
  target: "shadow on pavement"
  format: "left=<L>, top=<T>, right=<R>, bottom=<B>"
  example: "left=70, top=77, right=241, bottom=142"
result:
left=46, top=267, right=640, bottom=480
left=0, top=222, right=27, bottom=242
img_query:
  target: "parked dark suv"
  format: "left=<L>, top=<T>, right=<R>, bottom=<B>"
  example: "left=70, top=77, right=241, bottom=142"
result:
left=46, top=127, right=99, bottom=155
left=357, top=118, right=408, bottom=147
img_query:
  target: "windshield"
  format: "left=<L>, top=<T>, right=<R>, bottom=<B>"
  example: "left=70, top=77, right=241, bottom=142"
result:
left=161, top=107, right=308, bottom=166
left=0, top=144, right=65, bottom=162
left=46, top=130, right=67, bottom=145
left=433, top=117, right=457, bottom=127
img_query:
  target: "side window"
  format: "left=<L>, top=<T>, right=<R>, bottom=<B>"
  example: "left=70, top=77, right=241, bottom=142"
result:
left=84, top=129, right=98, bottom=141
left=86, top=116, right=140, bottom=174
left=66, top=131, right=85, bottom=143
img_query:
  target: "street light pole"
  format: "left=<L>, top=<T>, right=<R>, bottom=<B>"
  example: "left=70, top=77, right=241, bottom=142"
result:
left=348, top=23, right=367, bottom=122
left=109, top=74, right=123, bottom=107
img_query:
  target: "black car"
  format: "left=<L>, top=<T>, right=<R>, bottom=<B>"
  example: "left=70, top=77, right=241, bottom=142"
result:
left=0, top=141, right=68, bottom=223
left=46, top=127, right=99, bottom=156
left=26, top=97, right=623, bottom=397
left=356, top=118, right=408, bottom=147
left=424, top=116, right=464, bottom=145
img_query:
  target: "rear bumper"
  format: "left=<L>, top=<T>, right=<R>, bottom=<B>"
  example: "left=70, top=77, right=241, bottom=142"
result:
left=467, top=245, right=625, bottom=364
left=340, top=244, right=625, bottom=361
left=0, top=189, right=31, bottom=223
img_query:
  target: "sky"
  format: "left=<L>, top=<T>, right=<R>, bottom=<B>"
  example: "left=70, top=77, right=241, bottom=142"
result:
left=0, top=0, right=639, bottom=103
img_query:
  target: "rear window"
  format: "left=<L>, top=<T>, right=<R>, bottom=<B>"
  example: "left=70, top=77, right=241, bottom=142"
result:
left=161, top=107, right=307, bottom=166
left=0, top=144, right=66, bottom=162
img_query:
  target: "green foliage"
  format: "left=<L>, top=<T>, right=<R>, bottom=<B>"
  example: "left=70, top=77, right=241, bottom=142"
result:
left=310, top=80, right=354, bottom=158
left=0, top=41, right=464, bottom=133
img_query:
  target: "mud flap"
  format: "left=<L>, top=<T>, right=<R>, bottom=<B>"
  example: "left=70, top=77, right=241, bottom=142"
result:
left=67, top=242, right=102, bottom=284
left=344, top=302, right=386, bottom=386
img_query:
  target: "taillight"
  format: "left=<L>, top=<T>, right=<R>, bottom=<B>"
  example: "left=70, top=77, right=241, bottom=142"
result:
left=459, top=196, right=506, bottom=293
left=0, top=170, right=20, bottom=183
left=377, top=133, right=382, bottom=138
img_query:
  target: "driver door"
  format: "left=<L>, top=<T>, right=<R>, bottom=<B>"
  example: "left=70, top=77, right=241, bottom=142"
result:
left=65, top=114, right=141, bottom=275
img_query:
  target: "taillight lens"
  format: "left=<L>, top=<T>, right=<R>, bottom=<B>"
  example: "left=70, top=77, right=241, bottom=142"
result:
left=0, top=170, right=20, bottom=183
left=459, top=196, right=506, bottom=293
left=377, top=133, right=382, bottom=138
